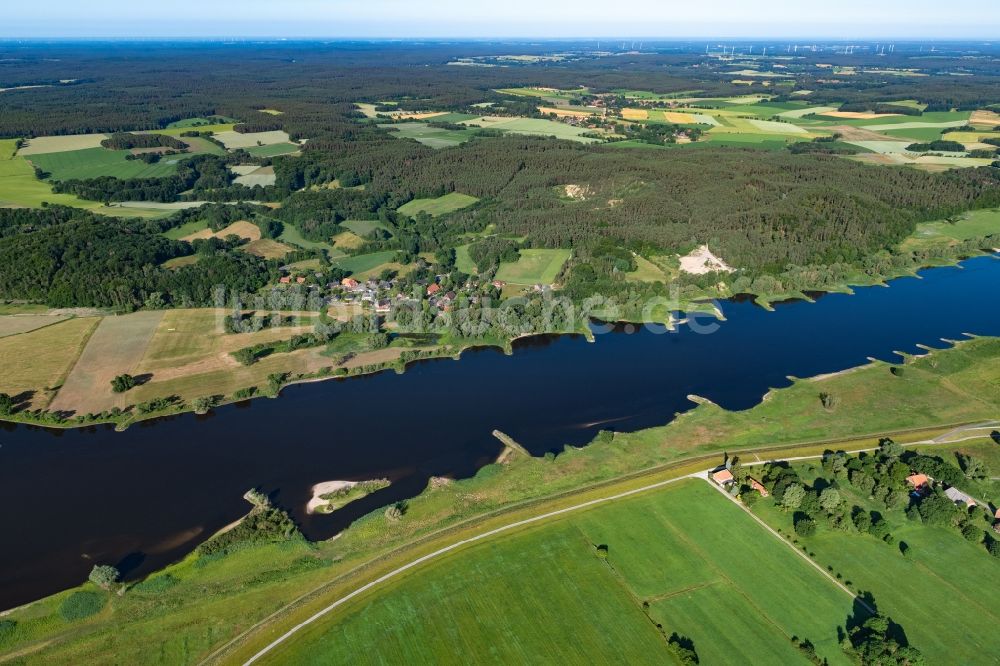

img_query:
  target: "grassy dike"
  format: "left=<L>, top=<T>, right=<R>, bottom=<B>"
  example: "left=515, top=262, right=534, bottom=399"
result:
left=1, top=335, right=998, bottom=663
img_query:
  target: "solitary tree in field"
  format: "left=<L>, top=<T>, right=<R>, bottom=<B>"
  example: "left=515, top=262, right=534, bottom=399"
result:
left=110, top=374, right=136, bottom=393
left=88, top=564, right=120, bottom=590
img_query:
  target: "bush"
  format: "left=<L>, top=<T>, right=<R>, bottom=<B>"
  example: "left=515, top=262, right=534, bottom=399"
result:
left=0, top=619, right=15, bottom=645
left=961, top=522, right=983, bottom=543
left=794, top=515, right=817, bottom=537
left=59, top=591, right=106, bottom=621
left=88, top=564, right=120, bottom=589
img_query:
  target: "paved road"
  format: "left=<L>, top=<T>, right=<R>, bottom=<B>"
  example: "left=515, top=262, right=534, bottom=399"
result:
left=234, top=421, right=998, bottom=665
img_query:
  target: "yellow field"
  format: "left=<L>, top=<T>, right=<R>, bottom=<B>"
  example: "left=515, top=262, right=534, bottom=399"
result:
left=332, top=231, right=365, bottom=250
left=181, top=220, right=261, bottom=243
left=538, top=106, right=593, bottom=118
left=819, top=111, right=902, bottom=119
left=661, top=111, right=702, bottom=123
left=242, top=239, right=293, bottom=259
left=621, top=108, right=648, bottom=121
left=0, top=317, right=100, bottom=408
left=970, top=109, right=1000, bottom=126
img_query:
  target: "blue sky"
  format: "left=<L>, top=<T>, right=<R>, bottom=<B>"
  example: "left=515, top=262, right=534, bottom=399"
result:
left=3, top=0, right=998, bottom=39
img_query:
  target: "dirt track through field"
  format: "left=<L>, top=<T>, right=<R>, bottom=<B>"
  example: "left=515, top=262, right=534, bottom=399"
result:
left=49, top=311, right=164, bottom=414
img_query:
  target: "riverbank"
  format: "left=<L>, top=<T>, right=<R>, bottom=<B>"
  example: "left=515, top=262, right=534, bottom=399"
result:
left=1, top=331, right=998, bottom=663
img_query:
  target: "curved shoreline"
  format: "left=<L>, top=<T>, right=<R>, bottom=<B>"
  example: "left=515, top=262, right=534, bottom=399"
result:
left=3, top=250, right=995, bottom=434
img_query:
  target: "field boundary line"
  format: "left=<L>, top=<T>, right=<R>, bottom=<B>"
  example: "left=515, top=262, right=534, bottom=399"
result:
left=700, top=478, right=872, bottom=611
left=241, top=472, right=701, bottom=664
left=197, top=420, right=984, bottom=664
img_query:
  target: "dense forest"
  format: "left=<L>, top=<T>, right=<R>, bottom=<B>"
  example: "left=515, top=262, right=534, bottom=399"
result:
left=0, top=207, right=274, bottom=309
left=2, top=42, right=1000, bottom=310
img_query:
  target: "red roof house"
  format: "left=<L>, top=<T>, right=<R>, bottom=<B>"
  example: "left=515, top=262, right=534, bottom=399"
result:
left=906, top=473, right=930, bottom=490
left=711, top=469, right=734, bottom=486
left=426, top=283, right=442, bottom=296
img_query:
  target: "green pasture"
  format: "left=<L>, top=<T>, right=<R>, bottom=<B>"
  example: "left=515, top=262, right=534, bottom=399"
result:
left=265, top=480, right=854, bottom=665
left=902, top=209, right=1000, bottom=252
left=278, top=223, right=340, bottom=254
left=380, top=122, right=479, bottom=148
left=752, top=465, right=1000, bottom=664
left=330, top=250, right=398, bottom=275
left=397, top=192, right=478, bottom=218
left=245, top=143, right=300, bottom=158
left=341, top=219, right=392, bottom=238
left=165, top=116, right=235, bottom=129
left=0, top=139, right=101, bottom=209
left=494, top=248, right=571, bottom=285
left=454, top=243, right=477, bottom=273
left=27, top=147, right=179, bottom=181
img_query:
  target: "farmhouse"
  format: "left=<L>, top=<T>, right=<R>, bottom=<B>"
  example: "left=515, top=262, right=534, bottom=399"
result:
left=341, top=277, right=360, bottom=289
left=906, top=473, right=931, bottom=491
left=944, top=487, right=977, bottom=508
left=427, top=283, right=442, bottom=296
left=711, top=468, right=734, bottom=486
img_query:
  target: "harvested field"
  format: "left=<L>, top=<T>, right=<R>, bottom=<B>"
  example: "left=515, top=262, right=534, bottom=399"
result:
left=621, top=108, right=648, bottom=121
left=49, top=311, right=164, bottom=414
left=538, top=106, right=594, bottom=118
left=970, top=109, right=1000, bottom=126
left=17, top=134, right=108, bottom=155
left=180, top=220, right=261, bottom=243
left=0, top=317, right=100, bottom=408
left=213, top=130, right=291, bottom=149
left=232, top=165, right=276, bottom=187
left=818, top=111, right=901, bottom=119
left=826, top=124, right=909, bottom=142
left=0, top=314, right=72, bottom=338
left=331, top=231, right=366, bottom=250
left=241, top=238, right=293, bottom=259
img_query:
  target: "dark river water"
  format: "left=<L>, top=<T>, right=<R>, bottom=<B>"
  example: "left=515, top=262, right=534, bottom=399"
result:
left=1, top=255, right=998, bottom=610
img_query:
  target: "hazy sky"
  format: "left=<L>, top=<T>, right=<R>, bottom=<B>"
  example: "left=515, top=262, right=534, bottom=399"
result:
left=3, top=0, right=997, bottom=39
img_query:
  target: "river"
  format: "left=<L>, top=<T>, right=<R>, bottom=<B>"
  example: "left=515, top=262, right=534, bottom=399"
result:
left=1, top=254, right=998, bottom=610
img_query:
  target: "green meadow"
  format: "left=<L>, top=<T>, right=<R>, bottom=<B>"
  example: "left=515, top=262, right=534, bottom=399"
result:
left=752, top=464, right=1000, bottom=664
left=278, top=222, right=341, bottom=255
left=0, top=139, right=101, bottom=209
left=494, top=248, right=572, bottom=284
left=27, top=147, right=179, bottom=181
left=397, top=192, right=478, bottom=218
left=330, top=250, right=398, bottom=275
left=380, top=122, right=480, bottom=148
left=340, top=219, right=393, bottom=237
left=245, top=142, right=300, bottom=158
left=263, top=480, right=854, bottom=665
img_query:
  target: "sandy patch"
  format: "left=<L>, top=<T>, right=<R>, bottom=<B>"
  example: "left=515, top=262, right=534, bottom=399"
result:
left=622, top=108, right=649, bottom=121
left=679, top=245, right=733, bottom=275
left=181, top=220, right=261, bottom=243
left=564, top=184, right=590, bottom=200
left=819, top=111, right=902, bottom=120
left=306, top=481, right=356, bottom=513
